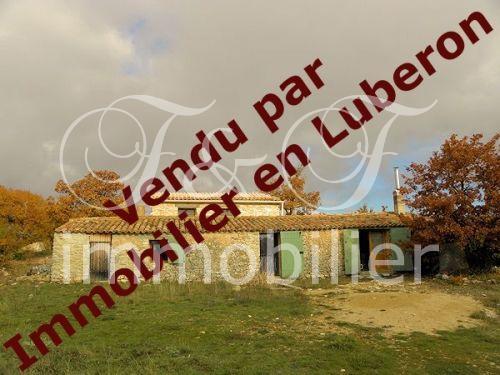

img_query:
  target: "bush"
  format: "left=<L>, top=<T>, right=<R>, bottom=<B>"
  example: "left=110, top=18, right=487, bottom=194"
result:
left=465, top=241, right=497, bottom=272
left=12, top=251, right=25, bottom=261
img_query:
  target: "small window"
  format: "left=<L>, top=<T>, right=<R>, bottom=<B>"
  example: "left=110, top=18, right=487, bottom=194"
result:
left=150, top=240, right=168, bottom=261
left=178, top=208, right=196, bottom=217
left=150, top=239, right=185, bottom=264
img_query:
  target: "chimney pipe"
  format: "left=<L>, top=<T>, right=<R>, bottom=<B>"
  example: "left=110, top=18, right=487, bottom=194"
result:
left=394, top=167, right=401, bottom=190
left=392, top=167, right=405, bottom=214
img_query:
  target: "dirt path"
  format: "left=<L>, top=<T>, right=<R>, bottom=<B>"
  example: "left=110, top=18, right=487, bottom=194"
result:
left=305, top=281, right=493, bottom=335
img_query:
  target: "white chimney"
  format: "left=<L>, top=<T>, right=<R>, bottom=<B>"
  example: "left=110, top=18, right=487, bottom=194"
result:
left=394, top=166, right=401, bottom=190
left=392, top=167, right=405, bottom=214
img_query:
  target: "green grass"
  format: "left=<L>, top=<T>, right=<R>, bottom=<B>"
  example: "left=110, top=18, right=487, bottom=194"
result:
left=0, top=280, right=498, bottom=374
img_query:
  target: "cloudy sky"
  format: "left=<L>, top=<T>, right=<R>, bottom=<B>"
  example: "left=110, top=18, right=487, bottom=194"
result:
left=0, top=0, right=499, bottom=212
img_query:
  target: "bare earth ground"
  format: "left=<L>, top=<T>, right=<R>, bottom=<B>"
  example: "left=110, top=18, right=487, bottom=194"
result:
left=303, top=279, right=497, bottom=335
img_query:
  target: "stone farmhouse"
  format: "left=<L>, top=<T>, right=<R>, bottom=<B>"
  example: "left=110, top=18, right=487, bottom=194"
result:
left=51, top=189, right=413, bottom=284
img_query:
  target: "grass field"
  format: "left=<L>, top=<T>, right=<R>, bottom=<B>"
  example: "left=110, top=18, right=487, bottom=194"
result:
left=0, top=277, right=498, bottom=374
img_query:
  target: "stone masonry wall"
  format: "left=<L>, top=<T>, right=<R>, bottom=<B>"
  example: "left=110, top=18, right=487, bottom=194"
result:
left=52, top=229, right=344, bottom=284
left=161, top=232, right=261, bottom=283
left=237, top=204, right=281, bottom=216
left=301, top=229, right=343, bottom=281
left=151, top=204, right=178, bottom=216
left=108, top=232, right=260, bottom=283
left=151, top=202, right=281, bottom=216
left=51, top=232, right=89, bottom=283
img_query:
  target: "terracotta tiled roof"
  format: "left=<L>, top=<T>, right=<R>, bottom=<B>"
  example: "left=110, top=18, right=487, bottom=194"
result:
left=158, top=192, right=282, bottom=202
left=55, top=212, right=405, bottom=234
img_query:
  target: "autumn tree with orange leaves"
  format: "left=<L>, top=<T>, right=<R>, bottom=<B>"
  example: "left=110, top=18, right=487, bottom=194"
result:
left=270, top=168, right=320, bottom=215
left=54, top=170, right=125, bottom=221
left=0, top=186, right=54, bottom=262
left=0, top=170, right=125, bottom=263
left=401, top=133, right=499, bottom=270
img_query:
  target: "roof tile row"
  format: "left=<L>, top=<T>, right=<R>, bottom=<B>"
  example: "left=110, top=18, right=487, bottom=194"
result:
left=157, top=192, right=282, bottom=202
left=56, top=212, right=405, bottom=234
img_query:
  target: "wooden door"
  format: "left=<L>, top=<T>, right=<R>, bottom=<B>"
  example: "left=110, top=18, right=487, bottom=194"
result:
left=90, top=242, right=110, bottom=281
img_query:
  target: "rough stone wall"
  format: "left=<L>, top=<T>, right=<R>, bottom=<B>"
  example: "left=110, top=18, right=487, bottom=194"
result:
left=52, top=229, right=345, bottom=284
left=151, top=204, right=178, bottom=216
left=51, top=233, right=151, bottom=284
left=160, top=232, right=260, bottom=283
left=111, top=234, right=151, bottom=276
left=151, top=202, right=281, bottom=216
left=338, top=230, right=347, bottom=275
left=51, top=232, right=89, bottom=283
left=301, top=229, right=343, bottom=281
left=157, top=230, right=341, bottom=283
left=237, top=204, right=281, bottom=216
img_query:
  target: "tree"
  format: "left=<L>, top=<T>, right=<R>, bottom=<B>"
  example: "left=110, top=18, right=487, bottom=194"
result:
left=0, top=186, right=54, bottom=262
left=270, top=168, right=320, bottom=215
left=401, top=133, right=499, bottom=271
left=54, top=170, right=125, bottom=220
left=356, top=204, right=374, bottom=213
left=0, top=171, right=124, bottom=264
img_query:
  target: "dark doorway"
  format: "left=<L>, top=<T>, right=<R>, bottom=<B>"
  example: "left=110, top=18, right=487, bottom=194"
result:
left=359, top=230, right=370, bottom=271
left=259, top=232, right=280, bottom=275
